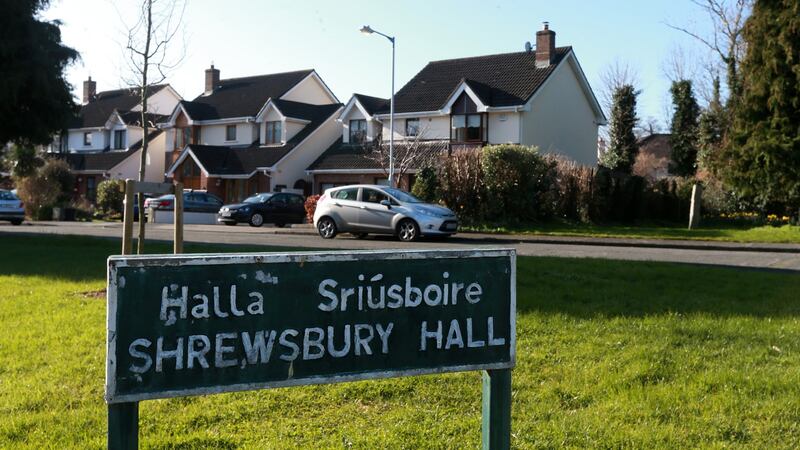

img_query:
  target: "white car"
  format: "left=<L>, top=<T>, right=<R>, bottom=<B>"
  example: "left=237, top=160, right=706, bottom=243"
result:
left=0, top=189, right=24, bottom=225
left=313, top=185, right=458, bottom=241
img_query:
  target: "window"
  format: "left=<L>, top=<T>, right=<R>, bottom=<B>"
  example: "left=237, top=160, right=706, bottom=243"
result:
left=226, top=124, right=237, bottom=141
left=182, top=158, right=201, bottom=178
left=83, top=132, right=91, bottom=146
left=288, top=195, right=304, bottom=206
left=175, top=127, right=191, bottom=150
left=451, top=113, right=485, bottom=142
left=405, top=118, right=419, bottom=136
left=349, top=119, right=367, bottom=143
left=86, top=176, right=97, bottom=200
left=265, top=121, right=282, bottom=144
left=113, top=130, right=125, bottom=149
left=332, top=188, right=359, bottom=201
left=362, top=188, right=389, bottom=204
left=192, top=126, right=201, bottom=144
left=373, top=177, right=390, bottom=186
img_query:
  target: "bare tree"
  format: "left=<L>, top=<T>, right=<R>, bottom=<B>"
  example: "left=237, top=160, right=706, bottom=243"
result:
left=665, top=0, right=751, bottom=103
left=121, top=0, right=186, bottom=253
left=599, top=59, right=639, bottom=115
left=362, top=126, right=444, bottom=189
left=661, top=45, right=698, bottom=84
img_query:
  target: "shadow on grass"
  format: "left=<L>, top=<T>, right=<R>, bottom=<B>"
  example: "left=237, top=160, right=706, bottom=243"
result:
left=516, top=256, right=800, bottom=318
left=0, top=233, right=314, bottom=282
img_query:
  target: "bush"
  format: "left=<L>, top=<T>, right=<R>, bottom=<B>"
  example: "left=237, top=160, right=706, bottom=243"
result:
left=438, top=150, right=485, bottom=223
left=411, top=166, right=439, bottom=203
left=15, top=173, right=60, bottom=218
left=304, top=195, right=320, bottom=223
left=39, top=158, right=74, bottom=205
left=96, top=179, right=125, bottom=216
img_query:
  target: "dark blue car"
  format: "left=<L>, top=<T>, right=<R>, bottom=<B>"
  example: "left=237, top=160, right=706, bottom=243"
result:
left=218, top=192, right=305, bottom=227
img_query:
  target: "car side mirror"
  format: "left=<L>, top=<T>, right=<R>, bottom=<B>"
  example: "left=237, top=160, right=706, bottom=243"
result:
left=379, top=199, right=392, bottom=208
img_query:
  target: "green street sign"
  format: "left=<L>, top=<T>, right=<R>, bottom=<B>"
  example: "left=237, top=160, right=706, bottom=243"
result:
left=106, top=249, right=516, bottom=404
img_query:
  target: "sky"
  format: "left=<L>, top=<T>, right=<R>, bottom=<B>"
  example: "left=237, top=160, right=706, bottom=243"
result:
left=44, top=0, right=718, bottom=129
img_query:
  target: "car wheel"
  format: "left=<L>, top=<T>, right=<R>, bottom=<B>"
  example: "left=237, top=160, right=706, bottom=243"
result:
left=223, top=222, right=237, bottom=226
left=249, top=213, right=264, bottom=227
left=10, top=219, right=22, bottom=226
left=352, top=232, right=368, bottom=239
left=397, top=219, right=420, bottom=242
left=317, top=217, right=337, bottom=239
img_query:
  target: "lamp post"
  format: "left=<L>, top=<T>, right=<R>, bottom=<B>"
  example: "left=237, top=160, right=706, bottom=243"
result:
left=360, top=25, right=396, bottom=188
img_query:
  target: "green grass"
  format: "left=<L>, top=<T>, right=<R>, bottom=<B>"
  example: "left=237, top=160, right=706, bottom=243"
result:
left=465, top=222, right=800, bottom=244
left=1, top=234, right=800, bottom=448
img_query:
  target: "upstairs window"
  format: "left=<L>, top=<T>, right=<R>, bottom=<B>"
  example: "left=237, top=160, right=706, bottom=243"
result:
left=349, top=119, right=367, bottom=143
left=405, top=118, right=419, bottom=136
left=451, top=113, right=485, bottom=142
left=83, top=132, right=92, bottom=146
left=225, top=125, right=237, bottom=141
left=175, top=127, right=191, bottom=150
left=265, top=121, right=282, bottom=145
left=113, top=130, right=125, bottom=149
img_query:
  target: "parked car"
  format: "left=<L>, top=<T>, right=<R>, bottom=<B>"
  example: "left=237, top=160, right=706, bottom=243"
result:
left=143, top=191, right=223, bottom=214
left=313, top=185, right=458, bottom=241
left=0, top=189, right=24, bottom=225
left=218, top=192, right=305, bottom=227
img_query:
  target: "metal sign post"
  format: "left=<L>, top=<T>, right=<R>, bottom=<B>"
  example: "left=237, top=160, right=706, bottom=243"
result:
left=112, top=179, right=184, bottom=449
left=106, top=249, right=515, bottom=449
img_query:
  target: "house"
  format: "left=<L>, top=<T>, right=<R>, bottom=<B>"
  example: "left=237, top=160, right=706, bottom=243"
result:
left=163, top=65, right=343, bottom=203
left=308, top=23, right=606, bottom=194
left=634, top=133, right=671, bottom=180
left=54, top=78, right=182, bottom=200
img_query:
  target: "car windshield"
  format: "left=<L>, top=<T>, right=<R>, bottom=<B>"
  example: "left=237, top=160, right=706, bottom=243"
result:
left=243, top=194, right=272, bottom=204
left=0, top=190, right=17, bottom=200
left=382, top=187, right=422, bottom=203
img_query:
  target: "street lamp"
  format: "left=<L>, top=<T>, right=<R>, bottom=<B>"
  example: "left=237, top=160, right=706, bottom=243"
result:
left=360, top=25, right=396, bottom=188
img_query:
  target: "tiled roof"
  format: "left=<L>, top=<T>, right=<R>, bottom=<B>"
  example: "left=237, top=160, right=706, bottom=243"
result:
left=71, top=85, right=168, bottom=128
left=352, top=94, right=390, bottom=116
left=59, top=129, right=163, bottom=172
left=638, top=133, right=672, bottom=159
left=383, top=47, right=571, bottom=114
left=181, top=103, right=342, bottom=175
left=307, top=139, right=448, bottom=171
left=181, top=70, right=314, bottom=120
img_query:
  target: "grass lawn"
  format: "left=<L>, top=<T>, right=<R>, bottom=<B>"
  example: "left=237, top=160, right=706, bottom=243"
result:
left=1, top=234, right=800, bottom=448
left=465, top=222, right=800, bottom=244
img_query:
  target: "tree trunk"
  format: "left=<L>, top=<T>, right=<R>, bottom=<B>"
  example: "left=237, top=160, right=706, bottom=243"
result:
left=688, top=182, right=703, bottom=229
left=136, top=0, right=153, bottom=255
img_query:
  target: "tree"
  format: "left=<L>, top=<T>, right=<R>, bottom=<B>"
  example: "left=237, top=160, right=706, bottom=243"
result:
left=666, top=0, right=751, bottom=107
left=600, top=85, right=640, bottom=174
left=121, top=0, right=185, bottom=253
left=668, top=80, right=700, bottom=177
left=363, top=126, right=443, bottom=189
left=698, top=77, right=727, bottom=172
left=0, top=0, right=78, bottom=146
left=411, top=166, right=439, bottom=202
left=721, top=0, right=800, bottom=215
left=6, top=145, right=44, bottom=179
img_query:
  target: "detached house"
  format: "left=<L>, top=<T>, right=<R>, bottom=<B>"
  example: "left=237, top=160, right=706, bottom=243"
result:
left=308, top=23, right=606, bottom=194
left=55, top=78, right=182, bottom=200
left=164, top=66, right=343, bottom=203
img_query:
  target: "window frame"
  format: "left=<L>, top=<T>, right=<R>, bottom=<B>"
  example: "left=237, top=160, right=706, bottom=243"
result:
left=349, top=119, right=367, bottom=143
left=225, top=124, right=237, bottom=142
left=450, top=113, right=487, bottom=143
left=113, top=130, right=126, bottom=150
left=405, top=118, right=420, bottom=137
left=265, top=121, right=282, bottom=145
left=83, top=132, right=92, bottom=146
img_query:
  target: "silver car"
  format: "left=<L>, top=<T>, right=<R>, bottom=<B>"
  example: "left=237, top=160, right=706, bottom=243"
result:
left=0, top=189, right=24, bottom=225
left=313, top=185, right=458, bottom=241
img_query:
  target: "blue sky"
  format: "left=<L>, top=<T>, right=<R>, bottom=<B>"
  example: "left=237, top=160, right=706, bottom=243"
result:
left=45, top=0, right=716, bottom=128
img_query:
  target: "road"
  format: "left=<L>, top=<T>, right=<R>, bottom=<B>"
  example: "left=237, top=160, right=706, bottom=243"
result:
left=2, top=221, right=800, bottom=271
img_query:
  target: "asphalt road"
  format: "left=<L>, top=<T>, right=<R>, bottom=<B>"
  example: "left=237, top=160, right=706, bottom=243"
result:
left=2, top=221, right=800, bottom=271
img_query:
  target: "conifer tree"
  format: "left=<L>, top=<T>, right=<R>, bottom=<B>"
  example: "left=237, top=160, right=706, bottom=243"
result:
left=722, top=0, right=800, bottom=213
left=668, top=80, right=700, bottom=177
left=600, top=85, right=639, bottom=173
left=698, top=77, right=727, bottom=172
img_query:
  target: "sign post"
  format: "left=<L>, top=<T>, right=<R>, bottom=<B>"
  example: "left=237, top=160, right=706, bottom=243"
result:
left=106, top=249, right=515, bottom=448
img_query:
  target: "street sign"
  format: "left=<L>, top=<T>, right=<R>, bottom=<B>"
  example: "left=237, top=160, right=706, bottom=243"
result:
left=106, top=249, right=516, bottom=404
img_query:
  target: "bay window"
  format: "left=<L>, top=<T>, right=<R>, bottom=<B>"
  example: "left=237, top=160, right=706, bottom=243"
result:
left=451, top=113, right=485, bottom=142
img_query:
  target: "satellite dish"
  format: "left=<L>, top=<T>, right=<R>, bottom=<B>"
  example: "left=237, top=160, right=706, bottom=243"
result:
left=524, top=41, right=532, bottom=53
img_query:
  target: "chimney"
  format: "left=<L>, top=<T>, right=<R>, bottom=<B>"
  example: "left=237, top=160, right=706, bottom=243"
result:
left=83, top=76, right=97, bottom=104
left=204, top=64, right=220, bottom=95
left=535, top=22, right=556, bottom=68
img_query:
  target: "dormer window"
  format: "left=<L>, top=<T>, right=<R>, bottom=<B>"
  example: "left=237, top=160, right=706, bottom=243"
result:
left=113, top=130, right=126, bottom=149
left=349, top=119, right=367, bottom=143
left=225, top=125, right=237, bottom=141
left=451, top=114, right=485, bottom=142
left=83, top=132, right=92, bottom=146
left=265, top=121, right=282, bottom=145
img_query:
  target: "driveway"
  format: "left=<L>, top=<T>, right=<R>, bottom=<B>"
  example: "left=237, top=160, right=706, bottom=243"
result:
left=3, top=221, right=800, bottom=271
